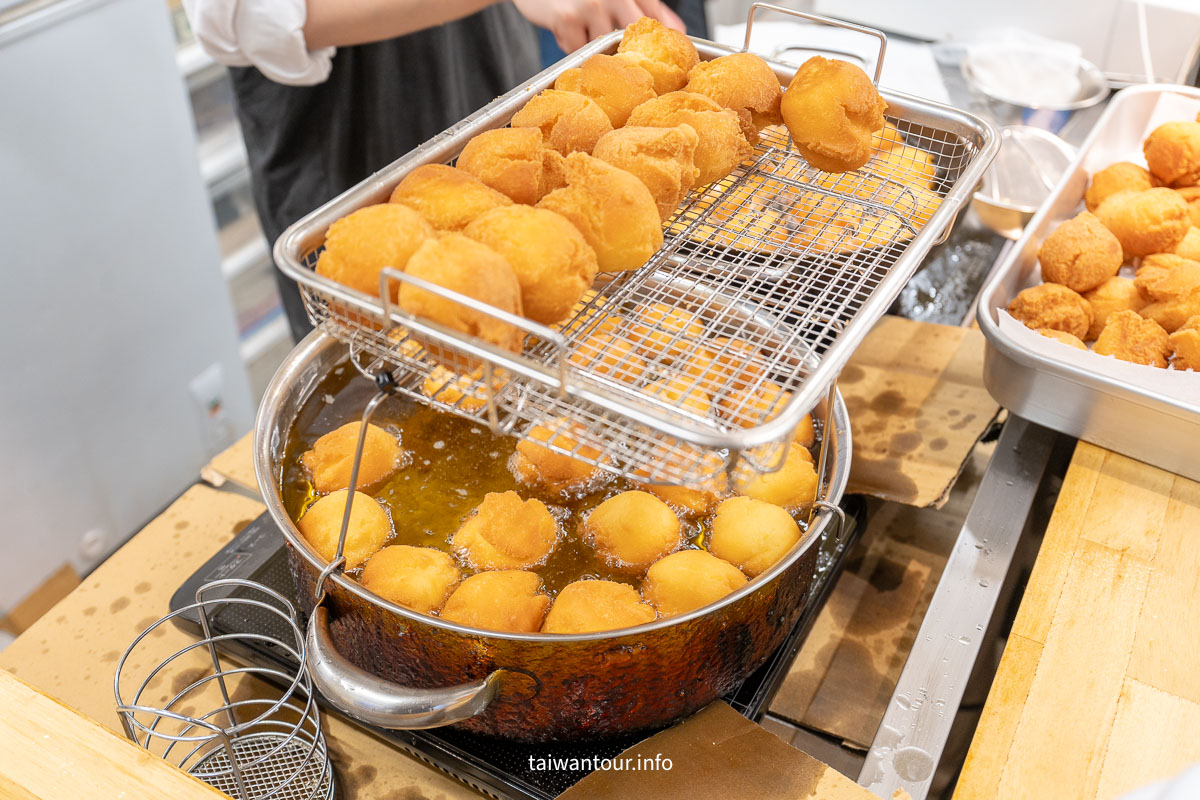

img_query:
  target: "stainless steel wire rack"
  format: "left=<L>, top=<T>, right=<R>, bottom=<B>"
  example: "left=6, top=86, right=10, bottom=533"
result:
left=275, top=6, right=998, bottom=486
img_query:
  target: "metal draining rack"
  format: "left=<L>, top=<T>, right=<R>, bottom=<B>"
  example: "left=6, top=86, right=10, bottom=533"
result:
left=276, top=5, right=998, bottom=487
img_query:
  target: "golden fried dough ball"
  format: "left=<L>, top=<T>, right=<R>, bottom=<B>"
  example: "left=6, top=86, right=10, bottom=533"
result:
left=361, top=546, right=460, bottom=614
left=592, top=125, right=700, bottom=221
left=542, top=580, right=656, bottom=633
left=537, top=153, right=663, bottom=273
left=633, top=452, right=728, bottom=518
left=1143, top=121, right=1200, bottom=187
left=1084, top=162, right=1155, bottom=212
left=301, top=421, right=403, bottom=494
left=873, top=122, right=904, bottom=152
left=1095, top=188, right=1190, bottom=258
left=1169, top=315, right=1200, bottom=370
left=781, top=56, right=887, bottom=173
left=685, top=53, right=783, bottom=134
left=463, top=206, right=597, bottom=325
left=453, top=491, right=559, bottom=570
left=793, top=413, right=816, bottom=448
left=555, top=54, right=656, bottom=128
left=709, top=496, right=801, bottom=577
left=731, top=445, right=818, bottom=512
left=441, top=570, right=550, bottom=633
left=457, top=127, right=555, bottom=205
left=570, top=332, right=647, bottom=383
left=583, top=491, right=681, bottom=572
left=704, top=336, right=766, bottom=393
left=298, top=490, right=391, bottom=569
left=1037, top=211, right=1123, bottom=293
left=628, top=301, right=705, bottom=360
left=397, top=234, right=525, bottom=370
left=1179, top=186, right=1200, bottom=226
left=1007, top=283, right=1093, bottom=340
left=617, top=17, right=699, bottom=94
left=1083, top=277, right=1146, bottom=340
left=1172, top=226, right=1200, bottom=261
left=316, top=204, right=434, bottom=300
left=627, top=92, right=751, bottom=186
left=644, top=376, right=712, bottom=419
left=642, top=550, right=747, bottom=616
left=389, top=164, right=511, bottom=231
left=511, top=418, right=606, bottom=493
left=717, top=380, right=805, bottom=435
left=1094, top=310, right=1171, bottom=368
left=1135, top=254, right=1200, bottom=332
left=1037, top=328, right=1088, bottom=350
left=869, top=144, right=937, bottom=190
left=510, top=89, right=613, bottom=156
left=541, top=148, right=568, bottom=195
left=421, top=365, right=507, bottom=412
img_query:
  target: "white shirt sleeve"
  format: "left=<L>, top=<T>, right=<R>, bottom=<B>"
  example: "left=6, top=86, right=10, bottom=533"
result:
left=182, top=0, right=336, bottom=86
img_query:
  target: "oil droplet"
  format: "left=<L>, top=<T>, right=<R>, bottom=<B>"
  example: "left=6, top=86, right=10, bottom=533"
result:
left=958, top=635, right=971, bottom=645
left=979, top=579, right=990, bottom=587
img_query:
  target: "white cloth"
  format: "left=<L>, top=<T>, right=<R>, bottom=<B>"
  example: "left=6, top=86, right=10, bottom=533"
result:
left=183, top=0, right=336, bottom=85
left=1120, top=763, right=1200, bottom=800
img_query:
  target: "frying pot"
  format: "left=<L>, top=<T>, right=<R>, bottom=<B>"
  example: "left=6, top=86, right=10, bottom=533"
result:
left=255, top=331, right=851, bottom=741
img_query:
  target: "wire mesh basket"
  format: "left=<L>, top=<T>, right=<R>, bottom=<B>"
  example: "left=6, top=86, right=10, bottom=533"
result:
left=114, top=580, right=335, bottom=800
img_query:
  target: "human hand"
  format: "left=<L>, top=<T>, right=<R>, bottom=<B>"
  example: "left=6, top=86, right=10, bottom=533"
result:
left=512, top=0, right=684, bottom=54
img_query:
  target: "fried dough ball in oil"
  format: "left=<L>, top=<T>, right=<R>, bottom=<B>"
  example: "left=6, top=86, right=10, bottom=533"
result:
left=554, top=54, right=656, bottom=128
left=388, top=164, right=511, bottom=231
left=569, top=331, right=647, bottom=383
left=704, top=336, right=766, bottom=393
left=464, top=206, right=597, bottom=325
left=1143, top=121, right=1200, bottom=187
left=1037, top=328, right=1088, bottom=350
left=301, top=422, right=402, bottom=494
left=709, top=496, right=801, bottom=578
left=1135, top=255, right=1200, bottom=332
left=511, top=418, right=606, bottom=493
left=316, top=204, right=434, bottom=300
left=629, top=301, right=706, bottom=360
left=1094, top=310, right=1171, bottom=368
left=642, top=550, right=747, bottom=616
left=718, top=381, right=814, bottom=447
left=732, top=445, right=818, bottom=513
left=592, top=125, right=700, bottom=221
left=583, top=491, right=680, bottom=573
left=685, top=53, right=783, bottom=133
left=644, top=376, right=713, bottom=419
left=361, top=546, right=460, bottom=614
left=1007, top=283, right=1093, bottom=341
left=396, top=234, right=525, bottom=371
left=1037, top=211, right=1123, bottom=293
left=781, top=56, right=887, bottom=174
left=441, top=570, right=550, bottom=633
left=453, top=491, right=558, bottom=570
left=537, top=153, right=663, bottom=273
left=627, top=92, right=752, bottom=186
left=1095, top=188, right=1190, bottom=258
left=1169, top=316, right=1200, bottom=370
left=422, top=365, right=507, bottom=412
left=510, top=89, right=613, bottom=156
left=457, top=127, right=558, bottom=205
left=634, top=452, right=728, bottom=519
left=541, top=580, right=656, bottom=634
left=1083, top=277, right=1146, bottom=340
left=617, top=17, right=699, bottom=95
left=298, top=490, right=391, bottom=569
left=1084, top=162, right=1156, bottom=212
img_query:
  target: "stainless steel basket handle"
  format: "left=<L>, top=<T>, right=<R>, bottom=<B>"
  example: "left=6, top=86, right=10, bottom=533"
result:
left=743, top=2, right=887, bottom=84
left=306, top=607, right=506, bottom=729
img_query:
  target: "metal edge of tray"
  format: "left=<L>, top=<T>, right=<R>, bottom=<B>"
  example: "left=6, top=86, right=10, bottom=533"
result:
left=976, top=83, right=1200, bottom=482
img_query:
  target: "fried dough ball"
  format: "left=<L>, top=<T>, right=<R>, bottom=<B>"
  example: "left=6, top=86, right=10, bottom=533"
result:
left=1143, top=121, right=1200, bottom=187
left=873, top=122, right=904, bottom=152
left=389, top=164, right=511, bottom=231
left=617, top=17, right=699, bottom=94
left=361, top=546, right=460, bottom=614
left=628, top=301, right=705, bottom=360
left=1037, top=211, right=1123, bottom=292
left=440, top=570, right=550, bottom=633
left=396, top=234, right=525, bottom=370
left=541, top=149, right=568, bottom=195
left=633, top=452, right=728, bottom=518
left=627, top=92, right=752, bottom=186
left=1095, top=188, right=1190, bottom=258
left=457, top=127, right=559, bottom=205
left=717, top=380, right=805, bottom=433
left=453, top=491, right=559, bottom=570
left=1007, top=283, right=1093, bottom=340
left=537, top=153, right=662, bottom=273
left=709, top=496, right=802, bottom=577
left=511, top=418, right=606, bottom=493
left=1084, top=162, right=1155, bottom=212
left=1135, top=254, right=1200, bottom=332
left=542, top=580, right=656, bottom=633
left=781, top=56, right=887, bottom=173
left=570, top=331, right=647, bottom=383
left=696, top=336, right=765, bottom=394
left=298, top=489, right=391, bottom=569
left=642, top=550, right=747, bottom=616
left=685, top=53, right=783, bottom=134
left=510, top=89, right=613, bottom=156
left=421, top=365, right=507, bottom=412
left=869, top=144, right=937, bottom=190
left=1083, top=277, right=1146, bottom=340
left=592, top=125, right=700, bottom=221
left=463, top=206, right=597, bottom=325
left=1169, top=315, right=1200, bottom=370
left=301, top=422, right=403, bottom=494
left=1171, top=226, right=1200, bottom=261
left=583, top=491, right=681, bottom=572
left=1179, top=186, right=1200, bottom=226
left=1094, top=310, right=1171, bottom=368
left=1037, top=328, right=1088, bottom=350
left=316, top=204, right=434, bottom=300
left=555, top=54, right=656, bottom=128
left=731, top=445, right=818, bottom=513
left=644, top=376, right=713, bottom=419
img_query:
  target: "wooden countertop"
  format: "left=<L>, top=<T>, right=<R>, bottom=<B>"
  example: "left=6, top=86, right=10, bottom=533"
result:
left=957, top=441, right=1200, bottom=799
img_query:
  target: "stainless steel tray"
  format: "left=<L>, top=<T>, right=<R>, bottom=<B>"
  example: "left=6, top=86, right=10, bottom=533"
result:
left=274, top=7, right=998, bottom=485
left=977, top=84, right=1200, bottom=483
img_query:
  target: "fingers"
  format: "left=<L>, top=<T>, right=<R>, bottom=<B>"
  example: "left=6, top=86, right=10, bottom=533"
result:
left=579, top=0, right=614, bottom=48
left=609, top=0, right=645, bottom=28
left=553, top=20, right=588, bottom=52
left=633, top=0, right=684, bottom=31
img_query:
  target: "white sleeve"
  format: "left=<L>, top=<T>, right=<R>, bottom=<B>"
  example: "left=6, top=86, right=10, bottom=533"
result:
left=182, top=0, right=336, bottom=86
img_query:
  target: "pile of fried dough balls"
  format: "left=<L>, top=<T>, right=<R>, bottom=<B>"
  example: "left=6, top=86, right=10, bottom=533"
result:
left=1007, top=115, right=1200, bottom=370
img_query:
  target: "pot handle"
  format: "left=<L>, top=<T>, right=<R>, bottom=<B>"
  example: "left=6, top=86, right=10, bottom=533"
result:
left=305, top=606, right=504, bottom=729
